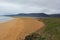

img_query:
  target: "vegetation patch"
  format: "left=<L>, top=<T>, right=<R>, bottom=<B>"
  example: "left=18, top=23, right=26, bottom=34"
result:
left=25, top=18, right=60, bottom=40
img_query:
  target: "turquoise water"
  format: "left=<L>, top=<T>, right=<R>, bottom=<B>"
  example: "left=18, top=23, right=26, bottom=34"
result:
left=0, top=16, right=15, bottom=23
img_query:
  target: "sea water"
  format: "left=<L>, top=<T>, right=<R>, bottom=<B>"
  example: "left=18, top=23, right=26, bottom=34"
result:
left=0, top=16, right=15, bottom=23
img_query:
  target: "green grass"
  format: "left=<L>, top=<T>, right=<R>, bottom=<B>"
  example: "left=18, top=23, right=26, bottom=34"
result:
left=40, top=18, right=60, bottom=40
left=25, top=18, right=60, bottom=40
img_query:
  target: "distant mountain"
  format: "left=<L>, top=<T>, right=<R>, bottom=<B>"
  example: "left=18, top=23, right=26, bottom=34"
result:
left=4, top=13, right=49, bottom=17
left=4, top=13, right=60, bottom=17
left=49, top=14, right=60, bottom=17
left=18, top=13, right=49, bottom=17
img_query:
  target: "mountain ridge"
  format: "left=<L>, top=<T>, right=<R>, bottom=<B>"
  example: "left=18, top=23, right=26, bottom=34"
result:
left=4, top=13, right=60, bottom=17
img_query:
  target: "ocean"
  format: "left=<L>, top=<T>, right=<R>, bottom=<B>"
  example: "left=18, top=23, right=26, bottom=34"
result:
left=0, top=16, right=14, bottom=23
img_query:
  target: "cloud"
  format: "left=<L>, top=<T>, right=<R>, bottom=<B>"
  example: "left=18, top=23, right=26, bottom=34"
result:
left=0, top=2, right=21, bottom=15
left=0, top=0, right=60, bottom=15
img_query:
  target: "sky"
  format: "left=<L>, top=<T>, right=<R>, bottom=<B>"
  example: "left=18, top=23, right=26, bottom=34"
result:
left=0, top=0, right=60, bottom=15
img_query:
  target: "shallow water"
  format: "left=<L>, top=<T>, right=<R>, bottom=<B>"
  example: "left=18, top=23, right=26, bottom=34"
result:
left=0, top=16, right=15, bottom=23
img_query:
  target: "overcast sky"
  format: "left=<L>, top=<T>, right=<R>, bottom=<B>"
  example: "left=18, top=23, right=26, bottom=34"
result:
left=0, top=0, right=60, bottom=15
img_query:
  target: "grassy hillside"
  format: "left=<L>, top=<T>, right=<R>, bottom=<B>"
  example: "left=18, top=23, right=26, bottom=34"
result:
left=25, top=18, right=60, bottom=40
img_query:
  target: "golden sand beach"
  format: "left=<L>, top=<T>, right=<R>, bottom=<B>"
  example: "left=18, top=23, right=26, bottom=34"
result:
left=0, top=18, right=44, bottom=40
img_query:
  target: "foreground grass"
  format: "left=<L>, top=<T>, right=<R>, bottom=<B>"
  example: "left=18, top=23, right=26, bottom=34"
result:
left=25, top=18, right=60, bottom=40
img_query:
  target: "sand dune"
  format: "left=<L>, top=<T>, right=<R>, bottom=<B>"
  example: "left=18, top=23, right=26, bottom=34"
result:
left=0, top=18, right=44, bottom=40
